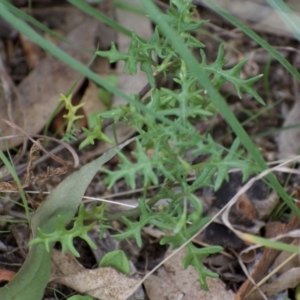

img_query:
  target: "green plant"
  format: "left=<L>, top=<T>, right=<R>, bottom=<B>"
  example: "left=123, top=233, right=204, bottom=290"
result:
left=35, top=0, right=265, bottom=290
left=92, top=0, right=265, bottom=288
left=1, top=0, right=300, bottom=298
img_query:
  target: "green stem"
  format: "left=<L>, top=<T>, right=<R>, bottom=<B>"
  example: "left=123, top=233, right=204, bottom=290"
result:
left=106, top=194, right=162, bottom=221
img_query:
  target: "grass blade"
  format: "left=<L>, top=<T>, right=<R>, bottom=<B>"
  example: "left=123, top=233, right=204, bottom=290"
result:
left=140, top=0, right=300, bottom=217
left=202, top=0, right=300, bottom=83
left=0, top=140, right=133, bottom=299
left=67, top=0, right=140, bottom=40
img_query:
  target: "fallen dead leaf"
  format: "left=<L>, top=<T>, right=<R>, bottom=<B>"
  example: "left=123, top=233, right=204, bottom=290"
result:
left=27, top=6, right=88, bottom=36
left=114, top=0, right=151, bottom=101
left=278, top=100, right=300, bottom=161
left=78, top=1, right=115, bottom=134
left=50, top=249, right=85, bottom=281
left=241, top=265, right=300, bottom=300
left=80, top=0, right=152, bottom=161
left=235, top=203, right=300, bottom=300
left=81, top=81, right=107, bottom=120
left=11, top=223, right=30, bottom=259
left=274, top=239, right=300, bottom=276
left=19, top=33, right=44, bottom=68
left=0, top=269, right=16, bottom=282
left=0, top=16, right=100, bottom=150
left=258, top=267, right=300, bottom=297
left=144, top=248, right=235, bottom=300
left=200, top=0, right=300, bottom=37
left=50, top=249, right=140, bottom=300
left=57, top=267, right=140, bottom=300
left=0, top=54, right=19, bottom=137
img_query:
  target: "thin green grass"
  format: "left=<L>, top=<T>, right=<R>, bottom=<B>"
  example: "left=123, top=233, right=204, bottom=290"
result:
left=67, top=0, right=137, bottom=40
left=0, top=2, right=178, bottom=134
left=1, top=2, right=300, bottom=297
left=141, top=0, right=300, bottom=217
left=0, top=150, right=30, bottom=223
left=114, top=0, right=146, bottom=15
left=254, top=122, right=300, bottom=139
left=0, top=0, right=298, bottom=215
left=244, top=233, right=299, bottom=253
left=204, top=0, right=300, bottom=83
left=2, top=1, right=67, bottom=44
left=268, top=0, right=300, bottom=41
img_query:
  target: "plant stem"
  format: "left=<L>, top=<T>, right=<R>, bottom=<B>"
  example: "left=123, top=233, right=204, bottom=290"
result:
left=106, top=193, right=162, bottom=221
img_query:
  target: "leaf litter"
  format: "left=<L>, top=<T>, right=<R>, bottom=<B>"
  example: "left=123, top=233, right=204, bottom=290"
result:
left=1, top=0, right=300, bottom=299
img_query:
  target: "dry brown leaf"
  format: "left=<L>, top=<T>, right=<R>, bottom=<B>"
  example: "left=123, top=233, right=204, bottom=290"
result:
left=79, top=2, right=115, bottom=129
left=0, top=55, right=19, bottom=131
left=260, top=267, right=300, bottom=296
left=200, top=0, right=300, bottom=37
left=240, top=240, right=300, bottom=299
left=19, top=34, right=44, bottom=68
left=11, top=224, right=30, bottom=259
left=57, top=268, right=140, bottom=300
left=264, top=221, right=284, bottom=238
left=27, top=6, right=88, bottom=36
left=50, top=249, right=140, bottom=300
left=114, top=0, right=151, bottom=98
left=274, top=239, right=300, bottom=276
left=81, top=81, right=107, bottom=119
left=278, top=100, right=300, bottom=160
left=0, top=269, right=16, bottom=282
left=144, top=248, right=235, bottom=300
left=235, top=203, right=300, bottom=300
left=0, top=16, right=100, bottom=150
left=81, top=0, right=152, bottom=160
left=107, top=0, right=152, bottom=130
left=243, top=267, right=300, bottom=300
left=50, top=249, right=85, bottom=281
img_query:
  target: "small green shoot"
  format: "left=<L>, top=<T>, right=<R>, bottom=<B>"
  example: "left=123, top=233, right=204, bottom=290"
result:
left=59, top=93, right=85, bottom=132
left=99, top=250, right=131, bottom=275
